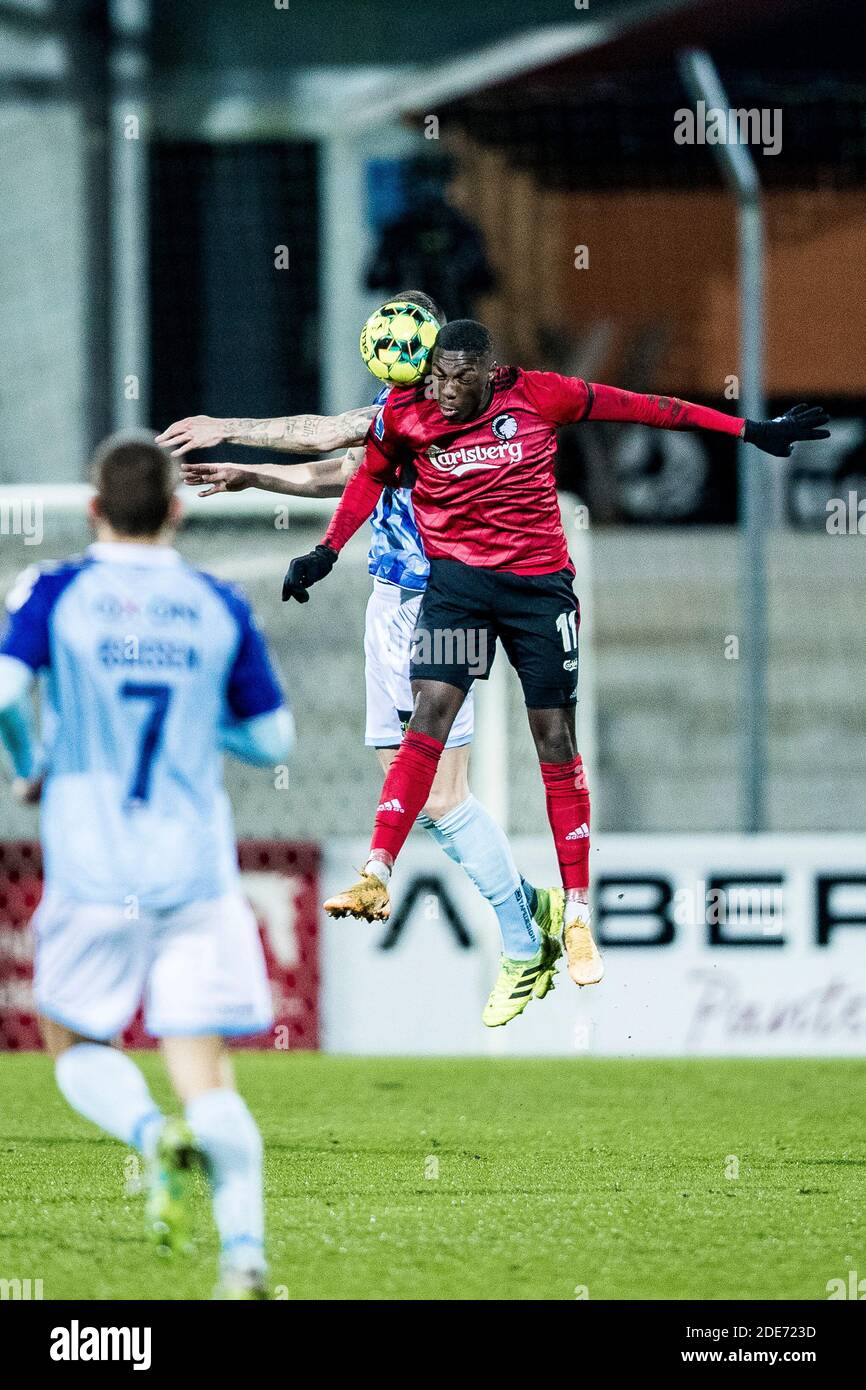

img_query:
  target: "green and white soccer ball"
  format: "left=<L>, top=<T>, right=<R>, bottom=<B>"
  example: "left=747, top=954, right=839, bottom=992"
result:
left=359, top=299, right=440, bottom=385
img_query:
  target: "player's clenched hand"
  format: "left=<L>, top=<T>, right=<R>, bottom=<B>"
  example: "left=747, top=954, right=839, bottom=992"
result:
left=180, top=461, right=252, bottom=497
left=282, top=544, right=337, bottom=603
left=743, top=404, right=830, bottom=457
left=155, top=415, right=227, bottom=456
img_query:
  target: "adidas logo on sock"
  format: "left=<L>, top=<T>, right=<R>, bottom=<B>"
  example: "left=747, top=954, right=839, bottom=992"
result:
left=565, top=822, right=590, bottom=840
left=377, top=798, right=405, bottom=814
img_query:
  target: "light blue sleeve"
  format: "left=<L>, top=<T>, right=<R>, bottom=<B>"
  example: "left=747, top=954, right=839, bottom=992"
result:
left=0, top=654, right=38, bottom=778
left=220, top=706, right=295, bottom=767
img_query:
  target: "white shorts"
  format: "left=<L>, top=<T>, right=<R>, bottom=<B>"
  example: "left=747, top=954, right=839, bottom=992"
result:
left=33, top=890, right=273, bottom=1041
left=364, top=578, right=474, bottom=748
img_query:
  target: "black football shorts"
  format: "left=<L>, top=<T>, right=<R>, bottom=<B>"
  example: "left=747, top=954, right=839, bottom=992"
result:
left=409, top=556, right=580, bottom=708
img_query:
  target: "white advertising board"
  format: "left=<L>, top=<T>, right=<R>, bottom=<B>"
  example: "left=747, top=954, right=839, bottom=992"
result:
left=322, top=834, right=866, bottom=1056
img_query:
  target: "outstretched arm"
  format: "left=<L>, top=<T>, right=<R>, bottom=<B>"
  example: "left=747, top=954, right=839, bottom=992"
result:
left=586, top=386, right=830, bottom=455
left=586, top=385, right=745, bottom=436
left=156, top=406, right=378, bottom=457
left=527, top=373, right=830, bottom=457
left=181, top=450, right=362, bottom=499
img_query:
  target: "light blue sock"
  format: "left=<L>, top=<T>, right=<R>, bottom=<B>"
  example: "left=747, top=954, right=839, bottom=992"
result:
left=420, top=795, right=540, bottom=959
left=186, top=1088, right=266, bottom=1276
left=521, top=876, right=539, bottom=918
left=55, top=1043, right=164, bottom=1157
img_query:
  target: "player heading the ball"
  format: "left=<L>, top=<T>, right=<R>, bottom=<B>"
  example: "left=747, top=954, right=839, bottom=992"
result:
left=283, top=318, right=829, bottom=978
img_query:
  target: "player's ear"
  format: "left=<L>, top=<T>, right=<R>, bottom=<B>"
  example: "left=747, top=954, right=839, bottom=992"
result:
left=87, top=495, right=102, bottom=527
left=167, top=493, right=183, bottom=529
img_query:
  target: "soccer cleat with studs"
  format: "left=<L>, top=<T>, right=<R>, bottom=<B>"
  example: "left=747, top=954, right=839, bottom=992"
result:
left=482, top=927, right=562, bottom=1028
left=145, top=1117, right=203, bottom=1256
left=563, top=909, right=604, bottom=986
left=323, top=872, right=391, bottom=921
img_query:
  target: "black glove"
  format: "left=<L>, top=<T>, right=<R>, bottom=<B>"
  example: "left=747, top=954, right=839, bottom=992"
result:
left=281, top=544, right=337, bottom=603
left=743, top=404, right=830, bottom=457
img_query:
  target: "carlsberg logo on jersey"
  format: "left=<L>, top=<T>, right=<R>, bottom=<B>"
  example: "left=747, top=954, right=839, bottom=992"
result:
left=429, top=439, right=523, bottom=476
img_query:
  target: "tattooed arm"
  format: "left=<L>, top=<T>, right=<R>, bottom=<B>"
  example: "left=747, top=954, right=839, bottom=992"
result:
left=156, top=407, right=377, bottom=457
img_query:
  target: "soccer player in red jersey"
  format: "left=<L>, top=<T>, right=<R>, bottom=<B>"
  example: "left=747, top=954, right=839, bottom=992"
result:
left=161, top=300, right=574, bottom=1028
left=283, top=319, right=829, bottom=987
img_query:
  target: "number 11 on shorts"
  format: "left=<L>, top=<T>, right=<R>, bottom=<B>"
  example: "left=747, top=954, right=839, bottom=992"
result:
left=556, top=609, right=578, bottom=652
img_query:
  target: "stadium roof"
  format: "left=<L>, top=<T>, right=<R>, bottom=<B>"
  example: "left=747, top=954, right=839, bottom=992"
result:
left=339, top=0, right=862, bottom=122
left=337, top=0, right=866, bottom=190
left=341, top=0, right=707, bottom=131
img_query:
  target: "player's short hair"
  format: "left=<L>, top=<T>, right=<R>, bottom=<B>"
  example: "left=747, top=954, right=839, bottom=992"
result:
left=395, top=288, right=447, bottom=326
left=90, top=431, right=177, bottom=537
left=433, top=319, right=493, bottom=360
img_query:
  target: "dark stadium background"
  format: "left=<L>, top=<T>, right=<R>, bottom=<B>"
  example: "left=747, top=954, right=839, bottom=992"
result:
left=7, top=0, right=860, bottom=526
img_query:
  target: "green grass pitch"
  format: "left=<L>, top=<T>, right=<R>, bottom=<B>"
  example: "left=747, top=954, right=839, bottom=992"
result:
left=1, top=1054, right=863, bottom=1300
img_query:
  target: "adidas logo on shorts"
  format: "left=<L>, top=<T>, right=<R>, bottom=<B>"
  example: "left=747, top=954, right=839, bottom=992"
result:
left=377, top=798, right=405, bottom=814
left=565, top=822, right=590, bottom=840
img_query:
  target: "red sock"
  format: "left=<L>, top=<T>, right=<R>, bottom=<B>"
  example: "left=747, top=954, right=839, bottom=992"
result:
left=370, top=730, right=445, bottom=864
left=540, top=754, right=591, bottom=893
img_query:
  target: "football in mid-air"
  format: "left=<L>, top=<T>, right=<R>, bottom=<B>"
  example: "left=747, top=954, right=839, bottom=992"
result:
left=360, top=300, right=440, bottom=384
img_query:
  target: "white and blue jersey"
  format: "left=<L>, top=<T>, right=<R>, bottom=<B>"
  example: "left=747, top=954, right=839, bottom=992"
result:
left=0, top=542, right=284, bottom=910
left=361, top=390, right=474, bottom=749
left=367, top=385, right=429, bottom=592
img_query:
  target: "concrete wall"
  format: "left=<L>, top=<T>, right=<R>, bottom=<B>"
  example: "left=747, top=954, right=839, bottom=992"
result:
left=0, top=106, right=89, bottom=484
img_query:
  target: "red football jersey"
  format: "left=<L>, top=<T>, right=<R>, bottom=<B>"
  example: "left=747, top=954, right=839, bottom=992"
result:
left=323, top=368, right=744, bottom=574
left=364, top=367, right=589, bottom=574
